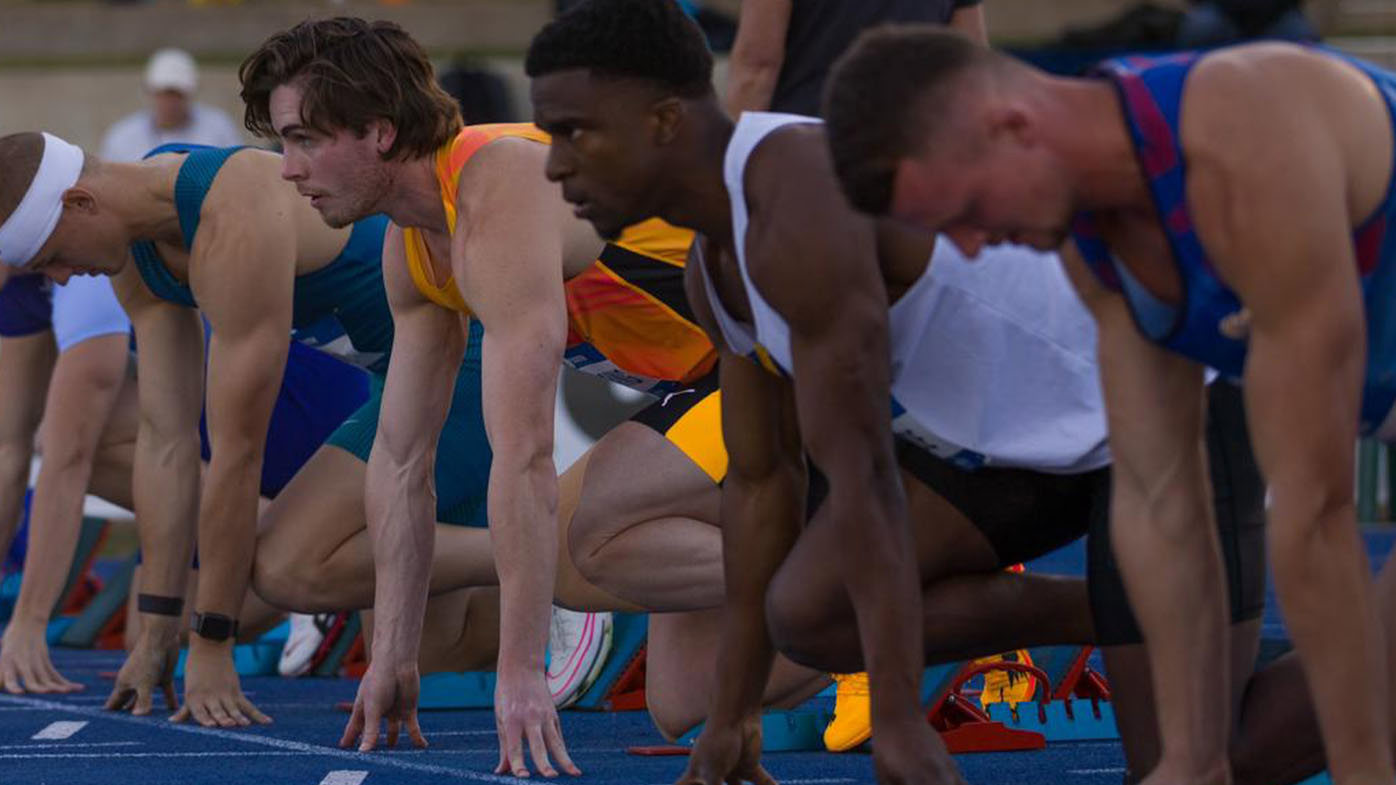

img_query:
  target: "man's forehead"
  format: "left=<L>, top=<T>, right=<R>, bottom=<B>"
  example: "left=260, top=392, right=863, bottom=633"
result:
left=534, top=68, right=653, bottom=110
left=268, top=84, right=308, bottom=126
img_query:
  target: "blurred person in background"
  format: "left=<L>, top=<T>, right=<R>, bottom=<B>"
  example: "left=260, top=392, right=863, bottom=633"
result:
left=725, top=0, right=986, bottom=117
left=1178, top=0, right=1317, bottom=48
left=99, top=48, right=243, bottom=163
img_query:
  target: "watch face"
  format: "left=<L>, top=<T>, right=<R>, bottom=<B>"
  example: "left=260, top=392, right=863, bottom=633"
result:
left=194, top=613, right=238, bottom=641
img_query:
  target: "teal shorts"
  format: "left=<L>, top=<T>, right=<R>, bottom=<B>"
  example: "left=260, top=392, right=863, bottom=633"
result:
left=325, top=322, right=491, bottom=526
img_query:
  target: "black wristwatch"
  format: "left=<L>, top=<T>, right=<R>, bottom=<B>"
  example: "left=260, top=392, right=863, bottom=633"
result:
left=190, top=612, right=240, bottom=642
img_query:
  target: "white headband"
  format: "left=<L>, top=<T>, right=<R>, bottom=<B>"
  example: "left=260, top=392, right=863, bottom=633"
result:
left=0, top=133, right=84, bottom=268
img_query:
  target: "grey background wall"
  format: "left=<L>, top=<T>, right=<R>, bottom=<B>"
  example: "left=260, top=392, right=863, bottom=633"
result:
left=2, top=0, right=1386, bottom=151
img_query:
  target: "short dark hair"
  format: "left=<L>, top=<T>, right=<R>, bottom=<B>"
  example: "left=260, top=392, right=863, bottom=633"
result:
left=239, top=17, right=463, bottom=160
left=824, top=25, right=991, bottom=215
left=525, top=0, right=714, bottom=99
left=0, top=133, right=45, bottom=223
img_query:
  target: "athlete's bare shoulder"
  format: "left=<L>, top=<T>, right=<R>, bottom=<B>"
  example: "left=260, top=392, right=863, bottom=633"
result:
left=197, top=147, right=301, bottom=220
left=455, top=134, right=551, bottom=199
left=741, top=121, right=828, bottom=217
left=1184, top=42, right=1391, bottom=224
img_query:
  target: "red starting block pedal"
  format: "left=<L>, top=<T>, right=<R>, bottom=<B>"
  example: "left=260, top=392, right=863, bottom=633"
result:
left=929, top=660, right=1048, bottom=753
left=983, top=646, right=1118, bottom=742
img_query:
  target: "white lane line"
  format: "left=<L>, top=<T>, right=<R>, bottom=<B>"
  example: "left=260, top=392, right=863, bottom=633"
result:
left=1070, top=768, right=1128, bottom=775
left=0, top=741, right=140, bottom=750
left=0, top=751, right=307, bottom=759
left=32, top=720, right=87, bottom=740
left=0, top=693, right=513, bottom=783
left=320, top=771, right=370, bottom=785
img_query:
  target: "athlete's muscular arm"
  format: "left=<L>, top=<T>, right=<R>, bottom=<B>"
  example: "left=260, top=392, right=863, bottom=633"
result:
left=677, top=245, right=802, bottom=785
left=1060, top=249, right=1226, bottom=781
left=340, top=223, right=463, bottom=754
left=452, top=138, right=580, bottom=779
left=748, top=129, right=934, bottom=777
left=724, top=0, right=791, bottom=116
left=1187, top=62, right=1393, bottom=779
left=105, top=266, right=205, bottom=717
left=173, top=185, right=297, bottom=727
left=2, top=331, right=128, bottom=695
left=0, top=331, right=54, bottom=558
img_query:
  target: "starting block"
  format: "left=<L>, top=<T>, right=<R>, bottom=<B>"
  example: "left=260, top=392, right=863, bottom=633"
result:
left=57, top=552, right=136, bottom=649
left=1, top=516, right=111, bottom=624
left=175, top=621, right=289, bottom=678
left=983, top=646, right=1117, bottom=742
left=570, top=612, right=648, bottom=710
left=927, top=659, right=1048, bottom=753
left=419, top=671, right=496, bottom=710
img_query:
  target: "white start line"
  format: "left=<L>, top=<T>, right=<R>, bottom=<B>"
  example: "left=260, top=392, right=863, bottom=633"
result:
left=31, top=721, right=87, bottom=740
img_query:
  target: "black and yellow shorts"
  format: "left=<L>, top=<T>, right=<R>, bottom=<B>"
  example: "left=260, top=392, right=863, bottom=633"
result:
left=629, top=371, right=727, bottom=484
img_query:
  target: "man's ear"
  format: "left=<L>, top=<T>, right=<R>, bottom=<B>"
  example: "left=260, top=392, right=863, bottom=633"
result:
left=370, top=118, right=400, bottom=156
left=652, top=96, right=684, bottom=146
left=60, top=186, right=97, bottom=213
left=990, top=101, right=1034, bottom=148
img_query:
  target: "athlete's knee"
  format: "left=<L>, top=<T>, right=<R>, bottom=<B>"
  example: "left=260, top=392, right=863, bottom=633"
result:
left=645, top=682, right=702, bottom=742
left=251, top=540, right=343, bottom=612
left=251, top=548, right=311, bottom=611
left=765, top=566, right=841, bottom=670
left=566, top=500, right=615, bottom=587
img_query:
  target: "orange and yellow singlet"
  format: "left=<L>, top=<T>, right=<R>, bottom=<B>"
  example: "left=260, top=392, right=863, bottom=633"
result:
left=401, top=124, right=716, bottom=396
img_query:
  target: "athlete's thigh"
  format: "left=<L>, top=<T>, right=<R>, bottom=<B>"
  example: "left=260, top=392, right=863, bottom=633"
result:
left=258, top=445, right=367, bottom=547
left=575, top=423, right=719, bottom=526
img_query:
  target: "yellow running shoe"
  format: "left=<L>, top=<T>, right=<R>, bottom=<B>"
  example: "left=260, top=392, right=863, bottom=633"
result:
left=978, top=648, right=1037, bottom=708
left=823, top=672, right=872, bottom=752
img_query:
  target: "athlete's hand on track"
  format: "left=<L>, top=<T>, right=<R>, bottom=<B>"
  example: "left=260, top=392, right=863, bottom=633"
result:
left=339, top=659, right=427, bottom=752
left=104, top=625, right=180, bottom=715
left=171, top=639, right=271, bottom=727
left=0, top=620, right=83, bottom=694
left=871, top=716, right=964, bottom=785
left=494, top=668, right=580, bottom=778
left=674, top=714, right=775, bottom=785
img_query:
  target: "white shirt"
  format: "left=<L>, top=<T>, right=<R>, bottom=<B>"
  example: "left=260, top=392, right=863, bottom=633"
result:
left=700, top=111, right=1111, bottom=474
left=99, top=103, right=244, bottom=162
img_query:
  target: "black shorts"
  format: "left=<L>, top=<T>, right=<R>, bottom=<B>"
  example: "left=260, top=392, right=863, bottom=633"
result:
left=896, top=381, right=1266, bottom=647
left=628, top=372, right=726, bottom=483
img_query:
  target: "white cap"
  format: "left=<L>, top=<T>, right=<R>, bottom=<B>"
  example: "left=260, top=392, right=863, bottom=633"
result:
left=144, top=48, right=198, bottom=94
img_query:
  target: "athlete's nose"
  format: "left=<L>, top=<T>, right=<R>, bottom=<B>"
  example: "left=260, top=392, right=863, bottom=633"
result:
left=44, top=266, right=73, bottom=285
left=280, top=150, right=307, bottom=182
left=543, top=144, right=572, bottom=184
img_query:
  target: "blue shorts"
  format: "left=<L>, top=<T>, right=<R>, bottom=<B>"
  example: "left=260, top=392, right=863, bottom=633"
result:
left=0, top=275, right=54, bottom=338
left=199, top=340, right=371, bottom=498
left=325, top=321, right=492, bottom=527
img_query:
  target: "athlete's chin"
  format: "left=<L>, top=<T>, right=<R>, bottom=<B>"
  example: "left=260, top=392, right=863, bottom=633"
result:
left=315, top=206, right=358, bottom=230
left=588, top=215, right=628, bottom=242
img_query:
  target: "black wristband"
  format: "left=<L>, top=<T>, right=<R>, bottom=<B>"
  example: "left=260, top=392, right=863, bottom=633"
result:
left=136, top=593, right=184, bottom=617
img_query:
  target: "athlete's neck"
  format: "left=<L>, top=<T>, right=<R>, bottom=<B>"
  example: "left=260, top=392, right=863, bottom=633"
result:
left=1044, top=76, right=1154, bottom=215
left=659, top=106, right=735, bottom=245
left=93, top=161, right=184, bottom=246
left=379, top=153, right=450, bottom=233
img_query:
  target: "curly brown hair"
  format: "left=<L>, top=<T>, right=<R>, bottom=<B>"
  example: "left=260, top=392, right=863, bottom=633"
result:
left=239, top=17, right=463, bottom=161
